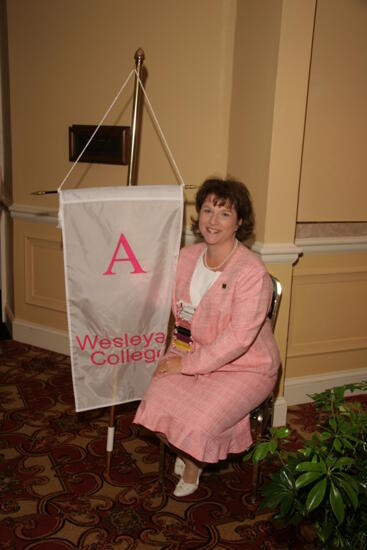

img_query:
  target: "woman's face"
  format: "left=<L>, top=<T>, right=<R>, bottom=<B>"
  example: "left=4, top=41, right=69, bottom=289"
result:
left=198, top=194, right=242, bottom=247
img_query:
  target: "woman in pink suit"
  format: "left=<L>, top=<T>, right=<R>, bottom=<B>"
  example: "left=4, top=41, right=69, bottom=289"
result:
left=134, top=178, right=280, bottom=497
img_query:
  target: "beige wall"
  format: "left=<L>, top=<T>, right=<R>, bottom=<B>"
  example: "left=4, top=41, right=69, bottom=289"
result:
left=7, top=0, right=236, bottom=223
left=298, top=0, right=367, bottom=221
left=0, top=0, right=11, bottom=200
left=228, top=0, right=315, bottom=245
left=227, top=0, right=282, bottom=243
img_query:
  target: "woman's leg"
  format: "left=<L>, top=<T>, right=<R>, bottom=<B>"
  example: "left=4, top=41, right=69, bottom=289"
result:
left=157, top=432, right=204, bottom=481
left=182, top=456, right=202, bottom=483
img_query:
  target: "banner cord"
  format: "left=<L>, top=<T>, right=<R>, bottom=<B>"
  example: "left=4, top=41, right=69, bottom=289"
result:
left=58, top=67, right=185, bottom=192
left=134, top=70, right=185, bottom=187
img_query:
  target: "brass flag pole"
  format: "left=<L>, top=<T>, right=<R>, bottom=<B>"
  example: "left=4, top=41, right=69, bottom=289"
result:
left=127, top=48, right=145, bottom=186
left=105, top=48, right=145, bottom=478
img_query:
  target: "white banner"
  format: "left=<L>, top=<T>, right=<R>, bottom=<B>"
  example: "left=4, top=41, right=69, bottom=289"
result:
left=59, top=185, right=183, bottom=412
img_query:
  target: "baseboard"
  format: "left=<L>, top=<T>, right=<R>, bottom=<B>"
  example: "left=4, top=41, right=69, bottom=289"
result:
left=284, top=367, right=367, bottom=405
left=12, top=317, right=70, bottom=356
left=272, top=396, right=287, bottom=427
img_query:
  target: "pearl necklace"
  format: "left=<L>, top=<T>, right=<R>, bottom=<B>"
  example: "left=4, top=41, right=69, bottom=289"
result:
left=203, top=239, right=238, bottom=271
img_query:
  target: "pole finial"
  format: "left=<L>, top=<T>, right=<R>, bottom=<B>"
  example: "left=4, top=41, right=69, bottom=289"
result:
left=134, top=48, right=145, bottom=65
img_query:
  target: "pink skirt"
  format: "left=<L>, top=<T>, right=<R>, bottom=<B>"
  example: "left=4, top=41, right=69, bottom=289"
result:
left=133, top=368, right=277, bottom=463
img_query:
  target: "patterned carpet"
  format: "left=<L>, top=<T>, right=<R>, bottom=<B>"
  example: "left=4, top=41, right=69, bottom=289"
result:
left=0, top=340, right=318, bottom=549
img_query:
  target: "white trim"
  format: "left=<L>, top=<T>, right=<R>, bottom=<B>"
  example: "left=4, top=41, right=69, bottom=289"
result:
left=9, top=203, right=59, bottom=224
left=8, top=209, right=367, bottom=254
left=182, top=227, right=197, bottom=246
left=251, top=241, right=302, bottom=264
left=296, top=235, right=367, bottom=254
left=182, top=234, right=305, bottom=264
left=12, top=317, right=70, bottom=355
left=106, top=427, right=115, bottom=452
left=284, top=367, right=367, bottom=405
left=272, top=395, right=287, bottom=426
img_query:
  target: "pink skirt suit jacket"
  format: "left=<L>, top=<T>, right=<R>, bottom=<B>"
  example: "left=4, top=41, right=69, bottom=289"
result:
left=133, top=242, right=280, bottom=463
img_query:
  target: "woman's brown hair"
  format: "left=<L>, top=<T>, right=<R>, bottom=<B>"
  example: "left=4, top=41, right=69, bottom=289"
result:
left=191, top=178, right=255, bottom=241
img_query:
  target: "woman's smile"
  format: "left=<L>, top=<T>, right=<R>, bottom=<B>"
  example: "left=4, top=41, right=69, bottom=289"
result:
left=199, top=194, right=241, bottom=247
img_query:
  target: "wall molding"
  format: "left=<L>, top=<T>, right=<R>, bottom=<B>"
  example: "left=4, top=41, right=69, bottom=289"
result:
left=284, top=367, right=367, bottom=405
left=8, top=208, right=367, bottom=255
left=296, top=235, right=367, bottom=254
left=288, top=336, right=367, bottom=358
left=288, top=269, right=367, bottom=357
left=24, top=235, right=66, bottom=312
left=251, top=241, right=302, bottom=264
left=183, top=232, right=304, bottom=264
left=10, top=203, right=59, bottom=224
left=12, top=317, right=69, bottom=356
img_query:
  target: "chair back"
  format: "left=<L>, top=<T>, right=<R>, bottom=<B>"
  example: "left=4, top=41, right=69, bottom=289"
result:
left=268, top=275, right=282, bottom=332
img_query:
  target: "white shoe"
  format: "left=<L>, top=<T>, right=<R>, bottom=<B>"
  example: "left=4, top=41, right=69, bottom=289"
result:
left=174, top=456, right=185, bottom=476
left=173, top=468, right=202, bottom=497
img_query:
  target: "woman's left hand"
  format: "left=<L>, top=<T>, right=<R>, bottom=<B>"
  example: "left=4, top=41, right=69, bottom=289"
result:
left=153, top=355, right=182, bottom=378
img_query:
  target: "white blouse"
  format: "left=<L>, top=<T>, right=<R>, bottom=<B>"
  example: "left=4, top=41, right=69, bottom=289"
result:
left=189, top=251, right=221, bottom=308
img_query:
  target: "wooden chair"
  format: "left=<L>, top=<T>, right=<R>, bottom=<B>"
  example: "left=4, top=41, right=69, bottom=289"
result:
left=158, top=274, right=282, bottom=495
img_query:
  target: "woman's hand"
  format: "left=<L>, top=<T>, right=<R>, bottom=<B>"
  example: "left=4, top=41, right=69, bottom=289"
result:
left=153, top=355, right=182, bottom=378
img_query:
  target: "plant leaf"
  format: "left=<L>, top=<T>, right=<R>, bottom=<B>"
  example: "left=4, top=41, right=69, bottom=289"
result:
left=336, top=472, right=359, bottom=492
left=329, top=418, right=337, bottom=431
left=252, top=442, right=270, bottom=463
left=337, top=478, right=358, bottom=510
left=242, top=451, right=252, bottom=462
left=260, top=492, right=282, bottom=509
left=279, top=495, right=293, bottom=516
left=269, top=439, right=277, bottom=453
left=269, top=426, right=291, bottom=439
left=329, top=480, right=345, bottom=524
left=305, top=478, right=327, bottom=512
left=279, top=467, right=296, bottom=491
left=333, top=438, right=342, bottom=451
left=333, top=456, right=354, bottom=470
left=295, top=471, right=323, bottom=489
left=315, top=519, right=334, bottom=544
left=295, top=461, right=323, bottom=473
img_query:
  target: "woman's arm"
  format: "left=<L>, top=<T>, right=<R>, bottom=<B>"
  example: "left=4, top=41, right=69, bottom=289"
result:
left=180, top=268, right=272, bottom=375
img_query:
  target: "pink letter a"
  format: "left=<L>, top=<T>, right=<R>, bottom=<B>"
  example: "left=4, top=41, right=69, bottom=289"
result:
left=103, top=233, right=146, bottom=275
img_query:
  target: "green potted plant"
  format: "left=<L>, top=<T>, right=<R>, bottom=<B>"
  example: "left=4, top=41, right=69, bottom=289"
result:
left=245, top=382, right=367, bottom=549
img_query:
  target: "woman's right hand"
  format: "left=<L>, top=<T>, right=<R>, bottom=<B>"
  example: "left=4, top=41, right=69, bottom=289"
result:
left=153, top=355, right=182, bottom=378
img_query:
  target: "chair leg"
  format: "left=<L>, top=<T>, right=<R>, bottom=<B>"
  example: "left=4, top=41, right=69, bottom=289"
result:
left=158, top=440, right=165, bottom=485
left=250, top=413, right=265, bottom=503
left=251, top=462, right=260, bottom=504
left=250, top=397, right=273, bottom=503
